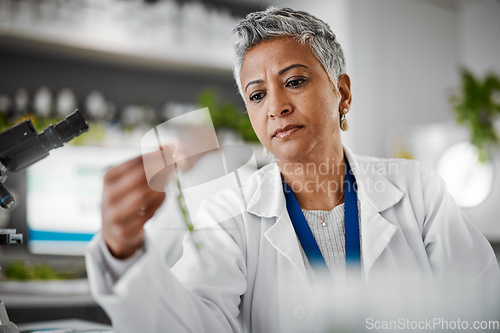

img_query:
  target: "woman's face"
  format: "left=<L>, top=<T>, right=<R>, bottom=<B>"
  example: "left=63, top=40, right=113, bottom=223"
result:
left=240, top=37, right=351, bottom=163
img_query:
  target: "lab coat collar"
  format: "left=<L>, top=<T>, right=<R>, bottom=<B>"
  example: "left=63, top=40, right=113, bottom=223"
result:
left=245, top=145, right=405, bottom=277
left=343, top=146, right=404, bottom=213
left=244, top=162, right=307, bottom=279
left=245, top=162, right=285, bottom=218
left=246, top=145, right=404, bottom=217
left=344, top=146, right=404, bottom=274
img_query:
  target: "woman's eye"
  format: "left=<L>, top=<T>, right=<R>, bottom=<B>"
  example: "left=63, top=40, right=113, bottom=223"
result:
left=249, top=92, right=266, bottom=102
left=286, top=78, right=305, bottom=88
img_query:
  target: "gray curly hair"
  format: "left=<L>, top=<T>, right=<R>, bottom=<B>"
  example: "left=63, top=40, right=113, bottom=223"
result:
left=232, top=7, right=346, bottom=98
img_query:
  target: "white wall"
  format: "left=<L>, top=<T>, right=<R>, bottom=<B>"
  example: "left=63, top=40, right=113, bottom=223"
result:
left=343, top=0, right=386, bottom=156
left=458, top=0, right=500, bottom=76
left=347, top=0, right=459, bottom=157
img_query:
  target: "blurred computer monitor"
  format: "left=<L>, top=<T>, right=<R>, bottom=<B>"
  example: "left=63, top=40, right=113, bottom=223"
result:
left=26, top=145, right=139, bottom=255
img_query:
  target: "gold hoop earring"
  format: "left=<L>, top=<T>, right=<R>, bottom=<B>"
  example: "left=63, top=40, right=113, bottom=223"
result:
left=340, top=108, right=349, bottom=131
left=262, top=146, right=269, bottom=157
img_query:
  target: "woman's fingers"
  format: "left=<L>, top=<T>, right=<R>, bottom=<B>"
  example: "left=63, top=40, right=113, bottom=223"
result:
left=104, top=158, right=149, bottom=203
left=103, top=214, right=146, bottom=259
left=100, top=143, right=204, bottom=259
left=101, top=155, right=166, bottom=259
left=105, top=185, right=164, bottom=226
left=104, top=155, right=143, bottom=182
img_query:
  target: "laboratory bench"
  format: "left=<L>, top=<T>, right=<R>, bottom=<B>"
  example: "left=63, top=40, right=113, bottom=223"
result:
left=0, top=250, right=111, bottom=325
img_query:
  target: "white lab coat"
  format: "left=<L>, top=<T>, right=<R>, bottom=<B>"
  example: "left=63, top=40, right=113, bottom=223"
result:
left=85, top=146, right=500, bottom=333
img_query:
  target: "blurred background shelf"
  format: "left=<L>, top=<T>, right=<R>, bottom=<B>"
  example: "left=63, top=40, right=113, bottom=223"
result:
left=0, top=0, right=269, bottom=74
left=0, top=31, right=234, bottom=75
left=1, top=293, right=95, bottom=309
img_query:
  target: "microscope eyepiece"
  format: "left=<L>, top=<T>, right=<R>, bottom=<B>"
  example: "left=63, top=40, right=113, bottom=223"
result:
left=0, top=110, right=89, bottom=173
left=54, top=110, right=89, bottom=143
left=0, top=110, right=89, bottom=210
left=0, top=110, right=89, bottom=209
left=39, top=110, right=89, bottom=150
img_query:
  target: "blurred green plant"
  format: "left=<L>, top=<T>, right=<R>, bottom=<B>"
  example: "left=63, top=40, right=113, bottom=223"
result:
left=198, top=88, right=259, bottom=143
left=0, top=111, right=8, bottom=132
left=31, top=115, right=105, bottom=146
left=3, top=260, right=76, bottom=281
left=70, top=121, right=105, bottom=146
left=450, top=68, right=500, bottom=163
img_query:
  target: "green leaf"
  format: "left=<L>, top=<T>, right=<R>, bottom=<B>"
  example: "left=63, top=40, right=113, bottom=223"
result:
left=450, top=67, right=500, bottom=162
left=197, top=88, right=259, bottom=143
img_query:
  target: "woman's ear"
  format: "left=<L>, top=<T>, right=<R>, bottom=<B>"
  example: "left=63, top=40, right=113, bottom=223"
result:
left=337, top=74, right=352, bottom=110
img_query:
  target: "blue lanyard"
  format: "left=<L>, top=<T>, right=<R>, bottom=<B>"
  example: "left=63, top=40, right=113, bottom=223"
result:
left=283, top=160, right=360, bottom=274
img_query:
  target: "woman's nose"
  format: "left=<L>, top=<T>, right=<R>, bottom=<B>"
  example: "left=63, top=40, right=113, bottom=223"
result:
left=267, top=91, right=292, bottom=119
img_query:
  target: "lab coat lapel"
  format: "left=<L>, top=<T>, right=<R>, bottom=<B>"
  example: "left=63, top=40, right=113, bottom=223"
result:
left=344, top=147, right=403, bottom=275
left=246, top=146, right=405, bottom=279
left=358, top=200, right=398, bottom=274
left=246, top=164, right=313, bottom=332
left=246, top=164, right=309, bottom=281
left=265, top=208, right=309, bottom=281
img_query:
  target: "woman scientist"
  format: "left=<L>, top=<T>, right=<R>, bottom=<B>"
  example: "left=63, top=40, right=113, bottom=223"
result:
left=85, top=7, right=500, bottom=333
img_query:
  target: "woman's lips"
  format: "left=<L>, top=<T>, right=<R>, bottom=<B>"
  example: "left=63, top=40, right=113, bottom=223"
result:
left=273, top=125, right=303, bottom=139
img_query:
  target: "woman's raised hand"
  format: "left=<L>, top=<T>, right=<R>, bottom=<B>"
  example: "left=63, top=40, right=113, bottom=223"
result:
left=101, top=155, right=166, bottom=259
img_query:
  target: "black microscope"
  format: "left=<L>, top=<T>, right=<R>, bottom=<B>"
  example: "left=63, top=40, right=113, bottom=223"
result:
left=0, top=110, right=89, bottom=332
